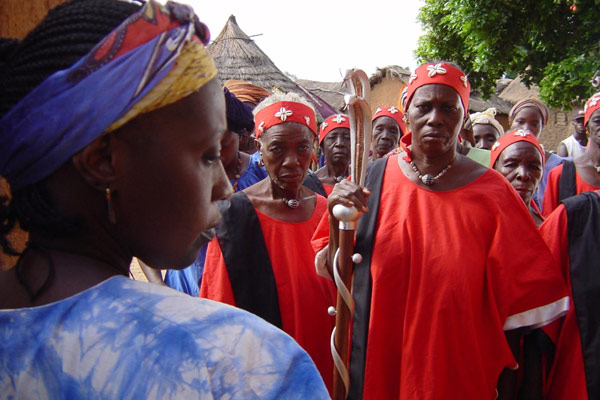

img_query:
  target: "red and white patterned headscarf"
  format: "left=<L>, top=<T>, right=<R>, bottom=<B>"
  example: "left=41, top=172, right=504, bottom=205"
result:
left=404, top=62, right=471, bottom=117
left=254, top=101, right=317, bottom=138
left=584, top=91, right=600, bottom=127
left=319, top=114, right=350, bottom=144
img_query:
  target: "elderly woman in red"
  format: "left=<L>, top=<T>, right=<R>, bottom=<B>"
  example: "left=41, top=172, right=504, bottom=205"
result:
left=304, top=114, right=351, bottom=197
left=490, top=128, right=545, bottom=226
left=543, top=92, right=600, bottom=216
left=200, top=92, right=337, bottom=393
left=312, top=61, right=569, bottom=400
left=371, top=106, right=407, bottom=159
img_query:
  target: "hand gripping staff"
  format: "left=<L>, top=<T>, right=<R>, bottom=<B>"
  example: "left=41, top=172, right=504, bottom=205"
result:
left=329, top=69, right=371, bottom=400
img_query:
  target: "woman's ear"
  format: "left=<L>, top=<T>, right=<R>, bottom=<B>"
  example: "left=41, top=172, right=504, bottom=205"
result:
left=72, top=134, right=115, bottom=191
left=254, top=137, right=262, bottom=153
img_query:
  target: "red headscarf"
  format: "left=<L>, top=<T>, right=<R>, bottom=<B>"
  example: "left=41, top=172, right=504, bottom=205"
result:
left=584, top=91, right=600, bottom=127
left=254, top=101, right=318, bottom=138
left=319, top=114, right=350, bottom=144
left=489, top=128, right=545, bottom=168
left=404, top=62, right=471, bottom=117
left=372, top=106, right=407, bottom=135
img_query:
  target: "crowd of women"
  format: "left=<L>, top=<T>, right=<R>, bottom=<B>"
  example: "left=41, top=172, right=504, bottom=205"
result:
left=1, top=0, right=599, bottom=399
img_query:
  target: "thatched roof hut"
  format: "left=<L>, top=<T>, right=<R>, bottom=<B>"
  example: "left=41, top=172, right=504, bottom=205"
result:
left=208, top=15, right=298, bottom=93
left=208, top=15, right=337, bottom=120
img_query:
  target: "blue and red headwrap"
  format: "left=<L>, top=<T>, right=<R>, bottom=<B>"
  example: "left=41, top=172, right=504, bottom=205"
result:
left=0, top=1, right=216, bottom=190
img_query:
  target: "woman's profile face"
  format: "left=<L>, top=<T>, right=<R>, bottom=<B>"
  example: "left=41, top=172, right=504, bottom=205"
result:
left=112, top=78, right=232, bottom=268
left=407, top=84, right=464, bottom=156
left=511, top=107, right=543, bottom=137
left=258, top=122, right=314, bottom=191
left=494, top=141, right=543, bottom=205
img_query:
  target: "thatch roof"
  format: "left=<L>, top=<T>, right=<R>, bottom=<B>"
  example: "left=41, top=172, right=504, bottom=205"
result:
left=469, top=91, right=513, bottom=115
left=369, top=65, right=411, bottom=87
left=208, top=15, right=336, bottom=119
left=295, top=80, right=346, bottom=112
left=498, top=76, right=538, bottom=105
left=208, top=15, right=298, bottom=93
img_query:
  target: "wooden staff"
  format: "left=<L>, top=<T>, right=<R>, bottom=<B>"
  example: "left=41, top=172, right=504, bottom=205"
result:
left=330, top=69, right=372, bottom=400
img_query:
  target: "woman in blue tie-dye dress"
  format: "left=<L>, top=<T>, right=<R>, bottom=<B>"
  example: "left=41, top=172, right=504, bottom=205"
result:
left=0, top=1, right=329, bottom=399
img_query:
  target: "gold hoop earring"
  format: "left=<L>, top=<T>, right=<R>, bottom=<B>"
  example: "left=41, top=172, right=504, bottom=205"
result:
left=258, top=154, right=265, bottom=167
left=105, top=187, right=117, bottom=224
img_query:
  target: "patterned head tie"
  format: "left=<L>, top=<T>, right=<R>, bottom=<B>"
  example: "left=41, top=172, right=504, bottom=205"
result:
left=404, top=62, right=471, bottom=118
left=254, top=101, right=318, bottom=138
left=489, top=128, right=545, bottom=168
left=319, top=114, right=350, bottom=144
left=508, top=98, right=549, bottom=127
left=372, top=106, right=407, bottom=136
left=470, top=108, right=504, bottom=137
left=0, top=0, right=217, bottom=190
left=584, top=91, right=600, bottom=127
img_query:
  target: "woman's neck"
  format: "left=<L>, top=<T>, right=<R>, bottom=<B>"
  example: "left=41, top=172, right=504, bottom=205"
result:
left=325, top=160, right=349, bottom=180
left=1, top=232, right=132, bottom=308
left=410, top=147, right=458, bottom=175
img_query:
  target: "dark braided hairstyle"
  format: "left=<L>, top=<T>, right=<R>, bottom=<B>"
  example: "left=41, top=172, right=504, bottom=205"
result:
left=0, top=0, right=142, bottom=257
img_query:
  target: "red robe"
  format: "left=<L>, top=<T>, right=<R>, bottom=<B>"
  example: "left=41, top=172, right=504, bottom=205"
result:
left=201, top=195, right=337, bottom=392
left=539, top=204, right=589, bottom=400
left=312, top=155, right=569, bottom=400
left=543, top=164, right=599, bottom=217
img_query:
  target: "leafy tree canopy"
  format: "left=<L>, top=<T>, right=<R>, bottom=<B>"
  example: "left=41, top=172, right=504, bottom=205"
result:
left=415, top=0, right=600, bottom=109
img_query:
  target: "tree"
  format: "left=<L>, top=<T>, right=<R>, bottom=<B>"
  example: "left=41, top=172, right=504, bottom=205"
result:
left=415, top=0, right=600, bottom=109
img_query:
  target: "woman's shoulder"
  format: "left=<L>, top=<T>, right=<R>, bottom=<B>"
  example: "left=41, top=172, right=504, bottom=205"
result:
left=0, top=277, right=329, bottom=399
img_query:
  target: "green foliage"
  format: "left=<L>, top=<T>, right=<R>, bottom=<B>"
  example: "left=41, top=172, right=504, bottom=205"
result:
left=416, top=0, right=600, bottom=109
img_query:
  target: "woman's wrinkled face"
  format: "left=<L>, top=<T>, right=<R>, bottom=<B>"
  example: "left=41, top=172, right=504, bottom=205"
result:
left=511, top=107, right=543, bottom=137
left=494, top=141, right=543, bottom=205
left=322, top=127, right=351, bottom=165
left=257, top=122, right=314, bottom=192
left=473, top=124, right=500, bottom=150
left=372, top=116, right=401, bottom=157
left=588, top=109, right=600, bottom=145
left=407, top=84, right=464, bottom=156
left=112, top=78, right=232, bottom=269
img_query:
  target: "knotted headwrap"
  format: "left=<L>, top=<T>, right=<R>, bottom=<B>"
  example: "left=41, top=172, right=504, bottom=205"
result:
left=372, top=106, right=407, bottom=136
left=254, top=101, right=317, bottom=138
left=224, top=79, right=271, bottom=107
left=404, top=62, right=471, bottom=117
left=508, top=98, right=549, bottom=127
left=470, top=107, right=504, bottom=137
left=584, top=91, right=600, bottom=127
left=490, top=128, right=545, bottom=168
left=0, top=0, right=217, bottom=190
left=319, top=114, right=350, bottom=144
left=224, top=87, right=254, bottom=135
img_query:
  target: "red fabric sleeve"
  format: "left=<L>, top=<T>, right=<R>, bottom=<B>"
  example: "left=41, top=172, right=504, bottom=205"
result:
left=311, top=209, right=331, bottom=254
left=198, top=237, right=236, bottom=306
left=543, top=164, right=564, bottom=217
left=486, top=186, right=568, bottom=330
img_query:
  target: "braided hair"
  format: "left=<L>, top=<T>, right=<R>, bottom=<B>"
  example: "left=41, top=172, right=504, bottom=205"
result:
left=0, top=0, right=142, bottom=257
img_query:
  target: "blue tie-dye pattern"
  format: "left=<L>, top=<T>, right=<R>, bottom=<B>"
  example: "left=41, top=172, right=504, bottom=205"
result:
left=0, top=277, right=329, bottom=399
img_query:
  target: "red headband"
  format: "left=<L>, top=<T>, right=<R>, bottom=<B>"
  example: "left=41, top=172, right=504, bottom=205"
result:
left=319, top=114, right=350, bottom=144
left=254, top=101, right=317, bottom=138
left=372, top=106, right=407, bottom=135
left=405, top=62, right=470, bottom=117
left=489, top=128, right=545, bottom=168
left=584, top=92, right=600, bottom=127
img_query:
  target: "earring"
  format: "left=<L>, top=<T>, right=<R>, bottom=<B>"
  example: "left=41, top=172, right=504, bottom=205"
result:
left=105, top=187, right=117, bottom=224
left=258, top=154, right=265, bottom=167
